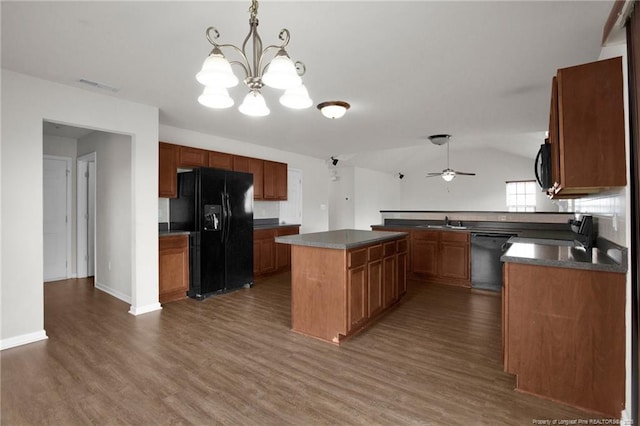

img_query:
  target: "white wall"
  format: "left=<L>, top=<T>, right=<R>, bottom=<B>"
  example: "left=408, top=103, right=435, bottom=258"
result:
left=78, top=131, right=132, bottom=302
left=395, top=147, right=558, bottom=212
left=328, top=166, right=355, bottom=230
left=43, top=134, right=79, bottom=275
left=354, top=167, right=401, bottom=230
left=159, top=124, right=329, bottom=234
left=1, top=70, right=160, bottom=350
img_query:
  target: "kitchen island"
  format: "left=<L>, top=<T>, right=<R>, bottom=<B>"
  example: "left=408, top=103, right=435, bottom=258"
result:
left=275, top=229, right=408, bottom=344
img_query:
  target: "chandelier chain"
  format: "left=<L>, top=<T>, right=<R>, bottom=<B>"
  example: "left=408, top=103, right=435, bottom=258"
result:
left=249, top=0, right=258, bottom=20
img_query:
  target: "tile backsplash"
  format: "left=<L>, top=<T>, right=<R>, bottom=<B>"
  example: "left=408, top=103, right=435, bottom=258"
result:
left=567, top=188, right=626, bottom=246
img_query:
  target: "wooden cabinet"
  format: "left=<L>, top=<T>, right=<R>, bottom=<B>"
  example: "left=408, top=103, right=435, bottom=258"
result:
left=263, top=160, right=287, bottom=200
left=382, top=241, right=397, bottom=306
left=158, top=142, right=178, bottom=198
left=208, top=150, right=233, bottom=170
left=548, top=56, right=626, bottom=198
left=411, top=230, right=439, bottom=277
left=275, top=227, right=298, bottom=270
left=254, top=228, right=276, bottom=276
left=367, top=244, right=384, bottom=317
left=254, top=226, right=299, bottom=278
left=157, top=142, right=287, bottom=201
left=397, top=245, right=407, bottom=296
left=503, top=262, right=625, bottom=417
left=410, top=229, right=470, bottom=287
left=233, top=156, right=264, bottom=200
left=347, top=248, right=368, bottom=332
left=290, top=235, right=408, bottom=344
left=177, top=146, right=209, bottom=168
left=158, top=235, right=189, bottom=303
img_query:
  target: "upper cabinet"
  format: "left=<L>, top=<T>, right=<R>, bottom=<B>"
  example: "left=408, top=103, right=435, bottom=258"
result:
left=157, top=142, right=287, bottom=201
left=233, top=155, right=264, bottom=200
left=177, top=146, right=208, bottom=168
left=208, top=151, right=233, bottom=171
left=547, top=56, right=626, bottom=198
left=159, top=142, right=178, bottom=198
left=263, top=160, right=288, bottom=200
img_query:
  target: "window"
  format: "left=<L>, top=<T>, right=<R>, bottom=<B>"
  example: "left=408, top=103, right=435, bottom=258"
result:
left=506, top=180, right=536, bottom=212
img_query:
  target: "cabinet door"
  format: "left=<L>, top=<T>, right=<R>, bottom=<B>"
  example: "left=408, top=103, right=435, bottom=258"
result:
left=368, top=259, right=383, bottom=317
left=263, top=160, right=288, bottom=200
left=178, top=146, right=208, bottom=168
left=159, top=235, right=189, bottom=303
left=208, top=151, right=233, bottom=170
left=274, top=161, right=288, bottom=200
left=440, top=242, right=469, bottom=281
left=159, top=142, right=177, bottom=198
left=553, top=57, right=626, bottom=194
left=411, top=232, right=438, bottom=277
left=347, top=265, right=368, bottom=332
left=382, top=255, right=396, bottom=307
left=276, top=227, right=299, bottom=271
left=258, top=239, right=276, bottom=274
left=397, top=251, right=407, bottom=296
left=234, top=156, right=264, bottom=200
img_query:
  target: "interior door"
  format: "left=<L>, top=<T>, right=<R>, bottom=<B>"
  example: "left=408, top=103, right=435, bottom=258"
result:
left=43, top=156, right=69, bottom=281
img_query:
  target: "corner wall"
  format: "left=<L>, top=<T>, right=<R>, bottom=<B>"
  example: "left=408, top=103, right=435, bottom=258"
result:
left=1, top=70, right=159, bottom=350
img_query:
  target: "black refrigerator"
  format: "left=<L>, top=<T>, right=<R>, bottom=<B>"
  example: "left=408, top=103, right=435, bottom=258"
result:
left=170, top=167, right=254, bottom=299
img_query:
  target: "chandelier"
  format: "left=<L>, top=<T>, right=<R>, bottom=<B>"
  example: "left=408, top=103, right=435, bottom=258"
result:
left=196, top=0, right=312, bottom=117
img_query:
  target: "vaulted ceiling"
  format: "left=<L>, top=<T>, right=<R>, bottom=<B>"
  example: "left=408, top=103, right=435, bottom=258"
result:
left=2, top=1, right=614, bottom=173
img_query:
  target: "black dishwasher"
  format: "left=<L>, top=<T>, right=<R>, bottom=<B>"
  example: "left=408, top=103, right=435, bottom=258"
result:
left=470, top=233, right=516, bottom=291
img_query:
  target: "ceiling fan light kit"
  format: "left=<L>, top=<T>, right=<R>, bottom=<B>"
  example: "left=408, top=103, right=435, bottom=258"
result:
left=196, top=0, right=312, bottom=116
left=426, top=134, right=476, bottom=181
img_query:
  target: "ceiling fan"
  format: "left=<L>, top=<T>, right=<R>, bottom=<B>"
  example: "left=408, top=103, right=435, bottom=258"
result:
left=425, top=134, right=476, bottom=182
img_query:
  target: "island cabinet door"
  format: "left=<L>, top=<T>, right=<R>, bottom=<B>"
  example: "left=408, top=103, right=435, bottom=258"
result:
left=397, top=250, right=407, bottom=297
left=367, top=244, right=383, bottom=317
left=382, top=241, right=397, bottom=307
left=347, top=247, right=368, bottom=332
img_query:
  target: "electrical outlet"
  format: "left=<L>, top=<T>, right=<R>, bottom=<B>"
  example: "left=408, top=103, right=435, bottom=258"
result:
left=498, top=215, right=507, bottom=221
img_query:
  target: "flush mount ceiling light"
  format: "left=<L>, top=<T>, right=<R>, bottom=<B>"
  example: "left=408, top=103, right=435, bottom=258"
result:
left=317, top=101, right=350, bottom=119
left=425, top=134, right=476, bottom=181
left=196, top=0, right=312, bottom=116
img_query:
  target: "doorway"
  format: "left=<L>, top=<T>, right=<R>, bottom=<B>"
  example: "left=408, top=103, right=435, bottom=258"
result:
left=43, top=155, right=72, bottom=281
left=77, top=152, right=96, bottom=279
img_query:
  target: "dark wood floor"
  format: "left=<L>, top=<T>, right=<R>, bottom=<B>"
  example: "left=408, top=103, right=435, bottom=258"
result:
left=1, top=275, right=595, bottom=425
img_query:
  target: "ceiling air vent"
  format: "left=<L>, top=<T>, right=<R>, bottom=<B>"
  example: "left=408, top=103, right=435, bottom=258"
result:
left=77, top=78, right=119, bottom=93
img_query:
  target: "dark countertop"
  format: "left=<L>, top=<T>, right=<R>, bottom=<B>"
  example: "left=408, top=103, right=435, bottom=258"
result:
left=159, top=230, right=191, bottom=237
left=254, top=223, right=301, bottom=230
left=501, top=240, right=627, bottom=273
left=275, top=229, right=408, bottom=250
left=372, top=222, right=575, bottom=241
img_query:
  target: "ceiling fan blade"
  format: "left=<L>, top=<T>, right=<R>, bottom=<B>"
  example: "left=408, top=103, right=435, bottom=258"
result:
left=453, top=171, right=476, bottom=176
left=426, top=172, right=442, bottom=177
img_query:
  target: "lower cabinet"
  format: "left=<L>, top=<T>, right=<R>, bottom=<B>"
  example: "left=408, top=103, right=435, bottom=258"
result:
left=254, top=226, right=300, bottom=278
left=410, top=229, right=470, bottom=287
left=346, top=238, right=407, bottom=334
left=503, top=262, right=625, bottom=417
left=158, top=235, right=189, bottom=303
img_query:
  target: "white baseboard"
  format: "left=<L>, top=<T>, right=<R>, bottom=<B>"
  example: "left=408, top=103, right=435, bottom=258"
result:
left=0, top=330, right=48, bottom=351
left=95, top=281, right=131, bottom=304
left=128, top=303, right=162, bottom=316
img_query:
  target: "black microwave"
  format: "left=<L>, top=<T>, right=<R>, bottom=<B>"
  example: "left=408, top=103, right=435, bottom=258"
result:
left=534, top=140, right=552, bottom=191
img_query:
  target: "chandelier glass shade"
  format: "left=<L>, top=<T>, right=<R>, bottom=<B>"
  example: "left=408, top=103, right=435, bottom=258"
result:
left=196, top=0, right=311, bottom=117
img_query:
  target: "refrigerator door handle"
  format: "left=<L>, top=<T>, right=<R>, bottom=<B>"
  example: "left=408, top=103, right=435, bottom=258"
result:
left=220, top=192, right=227, bottom=243
left=224, top=193, right=232, bottom=244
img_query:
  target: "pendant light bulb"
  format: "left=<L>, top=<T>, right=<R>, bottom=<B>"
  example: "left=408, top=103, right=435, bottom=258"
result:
left=280, top=84, right=312, bottom=109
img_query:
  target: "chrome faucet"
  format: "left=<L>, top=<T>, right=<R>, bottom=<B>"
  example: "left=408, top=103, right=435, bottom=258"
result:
left=444, top=216, right=450, bottom=226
